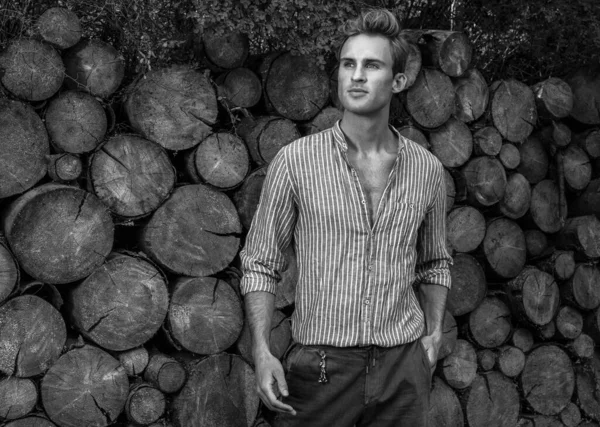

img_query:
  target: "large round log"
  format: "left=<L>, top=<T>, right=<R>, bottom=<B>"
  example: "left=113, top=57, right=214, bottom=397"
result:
left=0, top=377, right=38, bottom=420
left=499, top=172, right=531, bottom=219
left=237, top=115, right=300, bottom=166
left=171, top=353, right=260, bottom=427
left=532, top=77, right=573, bottom=120
left=440, top=339, right=477, bottom=389
left=125, top=383, right=165, bottom=425
left=452, top=68, right=489, bottom=122
left=566, top=65, right=600, bottom=125
left=491, top=79, right=537, bottom=142
left=428, top=376, right=464, bottom=427
left=216, top=67, right=262, bottom=108
left=183, top=132, right=250, bottom=190
left=467, top=296, right=512, bottom=348
left=0, top=241, right=19, bottom=304
left=143, top=352, right=187, bottom=394
left=202, top=28, right=249, bottom=70
left=264, top=52, right=329, bottom=121
left=483, top=217, right=526, bottom=279
left=0, top=38, right=63, bottom=101
left=125, top=66, right=218, bottom=151
left=89, top=134, right=176, bottom=218
left=529, top=179, right=564, bottom=234
left=167, top=276, right=243, bottom=354
left=2, top=183, right=114, bottom=284
left=463, top=371, right=520, bottom=427
left=446, top=206, right=486, bottom=253
left=403, top=30, right=472, bottom=77
left=517, top=135, right=549, bottom=184
left=447, top=253, right=486, bottom=316
left=563, top=263, right=600, bottom=311
left=429, top=117, right=473, bottom=168
left=0, top=99, right=49, bottom=198
left=36, top=7, right=82, bottom=49
left=236, top=309, right=291, bottom=365
left=521, top=345, right=574, bottom=415
left=63, top=39, right=125, bottom=98
left=67, top=252, right=169, bottom=351
left=462, top=156, right=507, bottom=206
left=405, top=67, right=455, bottom=128
left=506, top=266, right=560, bottom=327
left=0, top=295, right=65, bottom=377
left=141, top=184, right=241, bottom=276
left=556, top=215, right=600, bottom=259
left=41, top=345, right=129, bottom=427
left=44, top=90, right=107, bottom=154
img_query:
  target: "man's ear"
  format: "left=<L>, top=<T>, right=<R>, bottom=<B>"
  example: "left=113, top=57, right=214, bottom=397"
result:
left=392, top=73, right=407, bottom=94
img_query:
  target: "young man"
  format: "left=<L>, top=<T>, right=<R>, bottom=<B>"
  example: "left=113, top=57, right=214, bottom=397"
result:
left=240, top=9, right=452, bottom=427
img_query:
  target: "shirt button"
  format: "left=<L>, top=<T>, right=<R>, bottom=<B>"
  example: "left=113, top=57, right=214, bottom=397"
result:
left=361, top=200, right=365, bottom=204
left=365, top=299, right=370, bottom=305
left=368, top=265, right=373, bottom=270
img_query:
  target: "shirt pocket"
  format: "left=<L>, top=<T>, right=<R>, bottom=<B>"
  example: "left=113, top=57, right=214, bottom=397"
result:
left=388, top=201, right=426, bottom=248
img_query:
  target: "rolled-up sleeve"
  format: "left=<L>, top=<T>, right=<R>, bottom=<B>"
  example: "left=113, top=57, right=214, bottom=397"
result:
left=240, top=148, right=297, bottom=295
left=414, top=164, right=453, bottom=289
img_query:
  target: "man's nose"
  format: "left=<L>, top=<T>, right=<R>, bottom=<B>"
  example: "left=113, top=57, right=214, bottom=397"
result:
left=351, top=65, right=366, bottom=82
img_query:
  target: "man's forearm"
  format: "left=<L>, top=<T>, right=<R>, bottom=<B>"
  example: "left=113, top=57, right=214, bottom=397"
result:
left=245, top=291, right=276, bottom=356
left=419, top=284, right=448, bottom=337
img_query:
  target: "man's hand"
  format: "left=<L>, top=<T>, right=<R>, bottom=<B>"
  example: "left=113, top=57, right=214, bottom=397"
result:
left=420, top=332, right=441, bottom=375
left=254, top=350, right=297, bottom=416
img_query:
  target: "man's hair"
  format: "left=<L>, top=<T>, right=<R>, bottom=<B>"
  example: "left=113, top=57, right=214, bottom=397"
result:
left=338, top=9, right=409, bottom=75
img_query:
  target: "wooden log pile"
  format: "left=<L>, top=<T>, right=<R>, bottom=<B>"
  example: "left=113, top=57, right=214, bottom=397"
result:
left=0, top=6, right=600, bottom=427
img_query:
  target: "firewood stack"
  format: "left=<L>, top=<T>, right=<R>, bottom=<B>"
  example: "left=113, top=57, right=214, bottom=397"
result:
left=0, top=7, right=599, bottom=427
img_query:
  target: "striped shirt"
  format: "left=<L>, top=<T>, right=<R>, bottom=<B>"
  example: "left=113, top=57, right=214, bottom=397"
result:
left=240, top=121, right=452, bottom=347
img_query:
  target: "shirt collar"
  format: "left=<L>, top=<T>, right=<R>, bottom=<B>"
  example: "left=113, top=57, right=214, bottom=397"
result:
left=332, top=120, right=406, bottom=155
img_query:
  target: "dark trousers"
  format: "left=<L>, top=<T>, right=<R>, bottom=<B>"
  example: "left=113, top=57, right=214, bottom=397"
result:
left=272, top=339, right=431, bottom=427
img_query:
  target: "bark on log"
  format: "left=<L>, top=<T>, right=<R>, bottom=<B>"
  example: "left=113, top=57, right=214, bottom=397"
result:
left=532, top=77, right=574, bottom=120
left=402, top=30, right=472, bottom=77
left=183, top=132, right=250, bottom=190
left=563, top=263, right=600, bottom=311
left=44, top=90, right=107, bottom=154
left=569, top=178, right=600, bottom=217
left=0, top=99, right=49, bottom=198
left=517, top=135, right=549, bottom=184
left=467, top=296, right=512, bottom=348
left=125, top=66, right=218, bottom=151
left=499, top=143, right=521, bottom=170
left=473, top=126, right=501, bottom=156
left=520, top=345, right=574, bottom=415
left=41, top=345, right=129, bottom=427
left=0, top=377, right=38, bottom=420
left=555, top=215, right=600, bottom=259
left=499, top=172, right=531, bottom=219
left=236, top=309, right=292, bottom=365
left=405, top=67, right=455, bottom=128
left=566, top=65, right=600, bottom=125
left=36, top=7, right=82, bottom=49
left=537, top=250, right=575, bottom=281
left=529, top=179, right=564, bottom=234
left=140, top=184, right=242, bottom=276
left=237, top=116, right=300, bottom=166
left=216, top=67, right=262, bottom=108
left=232, top=166, right=267, bottom=230
left=496, top=345, right=526, bottom=378
left=0, top=240, right=19, bottom=304
left=0, top=38, right=64, bottom=101
left=447, top=253, right=487, bottom=316
left=555, top=305, right=583, bottom=340
left=125, top=383, right=166, bottom=425
left=462, top=156, right=507, bottom=206
left=491, top=79, right=537, bottom=143
left=428, top=376, right=464, bottom=427
left=483, top=218, right=526, bottom=279
left=143, top=352, right=187, bottom=394
left=46, top=153, right=82, bottom=182
left=440, top=339, right=477, bottom=389
left=463, top=371, right=520, bottom=427
left=167, top=276, right=243, bottom=354
left=2, top=183, right=114, bottom=284
left=452, top=68, right=489, bottom=122
left=202, top=29, right=249, bottom=70
left=429, top=117, right=473, bottom=168
left=573, top=128, right=600, bottom=159
left=118, top=346, right=149, bottom=377
left=171, top=353, right=260, bottom=427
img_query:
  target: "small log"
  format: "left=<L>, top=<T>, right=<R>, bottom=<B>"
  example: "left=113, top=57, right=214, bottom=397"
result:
left=41, top=345, right=129, bottom=427
left=396, top=124, right=430, bottom=149
left=232, top=166, right=267, bottom=230
left=555, top=305, right=583, bottom=340
left=0, top=99, right=49, bottom=198
left=537, top=250, right=575, bottom=281
left=447, top=253, right=487, bottom=316
left=491, top=79, right=537, bottom=143
left=561, top=145, right=592, bottom=192
left=125, top=383, right=166, bottom=425
left=0, top=240, right=19, bottom=304
left=202, top=28, right=249, bottom=70
left=537, top=320, right=557, bottom=341
left=183, top=132, right=250, bottom=190
left=532, top=77, right=574, bottom=120
left=559, top=401, right=582, bottom=427
left=525, top=229, right=549, bottom=258
left=429, top=117, right=473, bottom=168
left=171, top=353, right=260, bottom=427
left=236, top=309, right=292, bottom=365
left=237, top=116, right=300, bottom=166
left=439, top=310, right=458, bottom=360
left=118, top=346, right=150, bottom=377
left=440, top=339, right=477, bottom=390
left=0, top=377, right=38, bottom=420
left=2, top=183, right=114, bottom=284
left=573, top=128, right=600, bottom=159
left=463, top=371, right=520, bottom=427
left=140, top=184, right=242, bottom=276
left=510, top=327, right=534, bottom=353
left=556, top=215, right=600, bottom=259
left=443, top=168, right=456, bottom=212
left=520, top=345, right=574, bottom=415
left=405, top=67, right=455, bottom=128
left=46, top=153, right=82, bottom=182
left=566, top=64, right=600, bottom=125
left=499, top=172, right=531, bottom=219
left=476, top=349, right=496, bottom=371
left=427, top=376, right=464, bottom=427
left=505, top=266, right=560, bottom=327
left=529, top=179, right=564, bottom=234
left=566, top=333, right=594, bottom=359
left=462, top=156, right=507, bottom=206
left=167, top=276, right=243, bottom=355
left=125, top=66, right=218, bottom=151
left=301, top=106, right=343, bottom=136
left=144, top=352, right=187, bottom=394
left=472, top=126, right=501, bottom=156
left=570, top=178, right=600, bottom=216
left=517, top=135, right=549, bottom=184
left=452, top=68, right=489, bottom=122
left=36, top=7, right=82, bottom=49
left=540, top=121, right=571, bottom=153
left=482, top=217, right=526, bottom=279
left=562, top=264, right=600, bottom=311
left=467, top=296, right=511, bottom=348
left=44, top=90, right=107, bottom=154
left=216, top=67, right=262, bottom=108
left=63, top=39, right=125, bottom=98
left=499, top=143, right=521, bottom=170
left=0, top=295, right=66, bottom=377
left=496, top=345, right=525, bottom=378
left=0, top=38, right=64, bottom=101
left=403, top=30, right=472, bottom=77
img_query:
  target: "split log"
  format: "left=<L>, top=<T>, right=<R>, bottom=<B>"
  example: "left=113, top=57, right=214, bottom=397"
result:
left=236, top=309, right=292, bottom=365
left=524, top=229, right=549, bottom=258
left=566, top=64, right=600, bottom=125
left=555, top=305, right=583, bottom=340
left=125, top=66, right=218, bottom=150
left=202, top=29, right=249, bottom=70
left=529, top=179, right=564, bottom=234
left=167, top=276, right=243, bottom=354
left=125, top=383, right=166, bottom=425
left=143, top=352, right=187, bottom=394
left=46, top=153, right=82, bottom=182
left=561, top=145, right=592, bottom=191
left=0, top=38, right=64, bottom=101
left=570, top=178, right=600, bottom=216
left=440, top=339, right=477, bottom=389
left=171, top=353, right=260, bottom=427
left=499, top=172, right=531, bottom=219
left=476, top=349, right=496, bottom=371
left=0, top=99, right=49, bottom=198
left=537, top=250, right=575, bottom=281
left=555, top=215, right=600, bottom=259
left=447, top=253, right=487, bottom=316
left=573, top=128, right=600, bottom=159
left=566, top=333, right=594, bottom=359
left=237, top=116, right=300, bottom=166
left=118, top=346, right=150, bottom=377
left=505, top=266, right=560, bottom=327
left=452, top=68, right=488, bottom=122
left=496, top=345, right=525, bottom=378
left=183, top=132, right=250, bottom=190
left=67, top=252, right=169, bottom=351
left=232, top=166, right=267, bottom=230
left=0, top=295, right=65, bottom=377
left=140, top=184, right=242, bottom=276
left=531, top=77, right=574, bottom=120
left=490, top=79, right=537, bottom=143
left=427, top=376, right=464, bottom=427
left=462, top=156, right=507, bottom=206
left=472, top=126, right=501, bottom=156
left=429, top=117, right=473, bottom=168
left=36, top=7, right=82, bottom=49
left=216, top=67, right=262, bottom=108
left=0, top=377, right=38, bottom=420
left=301, top=106, right=343, bottom=136
left=462, top=371, right=520, bottom=427
left=396, top=125, right=430, bottom=149
left=439, top=310, right=458, bottom=360
left=520, top=345, right=574, bottom=415
left=2, top=183, right=114, bottom=284
left=405, top=67, right=455, bottom=128
left=482, top=218, right=526, bottom=279
left=403, top=30, right=472, bottom=77
left=41, top=345, right=129, bottom=427
left=467, top=296, right=512, bottom=348
left=0, top=240, right=19, bottom=304
left=3, top=416, right=57, bottom=427
left=263, top=52, right=329, bottom=121
left=63, top=39, right=125, bottom=97
left=510, top=327, right=534, bottom=353
left=559, top=401, right=582, bottom=427
left=517, top=135, right=549, bottom=184
left=44, top=90, right=107, bottom=153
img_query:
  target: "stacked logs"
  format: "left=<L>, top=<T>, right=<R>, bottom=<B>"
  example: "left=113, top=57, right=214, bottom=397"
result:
left=1, top=6, right=600, bottom=427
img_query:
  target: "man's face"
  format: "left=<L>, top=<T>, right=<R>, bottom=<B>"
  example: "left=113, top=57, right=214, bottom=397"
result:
left=338, top=33, right=405, bottom=117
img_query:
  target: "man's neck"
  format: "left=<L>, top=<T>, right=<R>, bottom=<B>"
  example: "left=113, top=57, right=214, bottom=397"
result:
left=339, top=111, right=395, bottom=154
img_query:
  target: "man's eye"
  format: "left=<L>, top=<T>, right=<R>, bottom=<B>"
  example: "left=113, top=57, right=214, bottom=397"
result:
left=343, top=62, right=354, bottom=68
left=366, top=63, right=379, bottom=69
